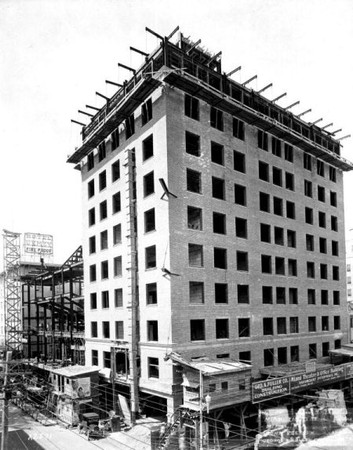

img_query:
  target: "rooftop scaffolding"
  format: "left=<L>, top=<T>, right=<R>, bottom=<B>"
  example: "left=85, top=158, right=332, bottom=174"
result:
left=68, top=30, right=353, bottom=171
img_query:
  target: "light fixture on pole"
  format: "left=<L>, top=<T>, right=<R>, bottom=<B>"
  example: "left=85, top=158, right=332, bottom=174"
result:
left=205, top=394, right=211, bottom=414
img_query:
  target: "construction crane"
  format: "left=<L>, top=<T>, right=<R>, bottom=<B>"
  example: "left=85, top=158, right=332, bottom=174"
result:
left=2, top=229, right=22, bottom=353
left=1, top=229, right=23, bottom=450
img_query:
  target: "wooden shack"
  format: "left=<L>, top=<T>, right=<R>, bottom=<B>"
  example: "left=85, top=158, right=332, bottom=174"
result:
left=167, top=352, right=252, bottom=411
left=50, top=365, right=100, bottom=425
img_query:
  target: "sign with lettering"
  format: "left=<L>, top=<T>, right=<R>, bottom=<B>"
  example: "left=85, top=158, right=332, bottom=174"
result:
left=345, top=362, right=353, bottom=379
left=253, top=362, right=353, bottom=403
left=316, top=366, right=345, bottom=384
left=24, top=233, right=53, bottom=255
left=252, top=377, right=290, bottom=403
left=305, top=360, right=316, bottom=373
left=290, top=371, right=317, bottom=391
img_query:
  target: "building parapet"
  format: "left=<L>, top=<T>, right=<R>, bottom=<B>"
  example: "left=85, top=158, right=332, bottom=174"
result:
left=68, top=33, right=353, bottom=171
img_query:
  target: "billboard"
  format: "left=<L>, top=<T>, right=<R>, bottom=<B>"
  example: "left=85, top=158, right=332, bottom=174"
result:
left=252, top=377, right=290, bottom=403
left=23, top=233, right=53, bottom=256
left=66, top=377, right=91, bottom=399
left=252, top=362, right=353, bottom=403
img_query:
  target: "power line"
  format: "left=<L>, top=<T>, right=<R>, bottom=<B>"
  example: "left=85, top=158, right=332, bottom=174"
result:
left=14, top=363, right=326, bottom=447
left=12, top=377, right=246, bottom=448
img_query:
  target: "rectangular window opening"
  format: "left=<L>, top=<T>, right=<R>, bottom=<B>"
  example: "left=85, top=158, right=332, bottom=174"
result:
left=186, top=131, right=200, bottom=157
left=211, top=141, right=224, bottom=165
left=141, top=98, right=152, bottom=125
left=258, top=130, right=268, bottom=151
left=233, top=117, right=245, bottom=140
left=187, top=169, right=202, bottom=193
left=112, top=160, right=120, bottom=182
left=235, top=217, right=247, bottom=238
left=287, top=230, right=296, bottom=248
left=145, top=245, right=157, bottom=269
left=238, top=318, right=250, bottom=338
left=113, top=224, right=121, bottom=245
left=144, top=208, right=156, bottom=233
left=212, top=177, right=226, bottom=200
left=144, top=171, right=155, bottom=197
left=147, top=321, right=159, bottom=341
left=146, top=283, right=157, bottom=305
left=272, top=137, right=282, bottom=157
left=238, top=285, right=249, bottom=304
left=114, top=288, right=123, bottom=307
left=234, top=183, right=246, bottom=206
left=259, top=161, right=269, bottom=182
left=214, top=247, right=227, bottom=269
left=263, top=318, right=273, bottom=336
left=236, top=251, right=248, bottom=271
left=190, top=281, right=204, bottom=304
left=215, top=283, right=228, bottom=303
left=185, top=94, right=199, bottom=120
left=125, top=114, right=135, bottom=139
left=189, top=244, right=203, bottom=267
left=100, top=200, right=108, bottom=220
left=262, top=286, right=273, bottom=304
left=143, top=134, right=154, bottom=160
left=210, top=107, right=223, bottom=131
left=190, top=319, right=205, bottom=341
left=216, top=318, right=229, bottom=339
left=233, top=150, right=246, bottom=173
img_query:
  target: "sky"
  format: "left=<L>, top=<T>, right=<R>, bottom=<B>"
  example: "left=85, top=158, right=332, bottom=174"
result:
left=0, top=0, right=352, bottom=265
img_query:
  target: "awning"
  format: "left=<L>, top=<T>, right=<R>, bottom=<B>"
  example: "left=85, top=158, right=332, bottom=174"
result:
left=99, top=368, right=111, bottom=378
left=330, top=348, right=353, bottom=357
left=181, top=380, right=199, bottom=388
left=26, top=387, right=43, bottom=393
left=165, top=351, right=251, bottom=374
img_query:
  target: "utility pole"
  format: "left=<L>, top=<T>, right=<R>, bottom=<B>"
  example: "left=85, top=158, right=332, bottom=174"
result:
left=125, top=148, right=139, bottom=425
left=199, top=370, right=204, bottom=450
left=1, top=352, right=12, bottom=450
left=111, top=346, right=117, bottom=413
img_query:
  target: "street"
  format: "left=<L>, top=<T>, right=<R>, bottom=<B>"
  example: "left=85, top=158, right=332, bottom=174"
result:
left=1, top=403, right=158, bottom=450
left=296, top=424, right=353, bottom=450
left=1, top=404, right=125, bottom=450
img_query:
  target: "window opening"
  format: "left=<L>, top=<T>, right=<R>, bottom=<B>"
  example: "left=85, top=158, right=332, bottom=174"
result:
left=212, top=177, right=225, bottom=200
left=185, top=94, right=199, bottom=120
left=211, top=141, right=224, bottom=164
left=141, top=98, right=152, bottom=125
left=238, top=318, right=250, bottom=337
left=188, top=244, right=203, bottom=267
left=214, top=247, right=227, bottom=269
left=187, top=169, right=202, bottom=193
left=238, top=285, right=249, bottom=304
left=143, top=135, right=154, bottom=160
left=189, top=282, right=204, bottom=304
left=186, top=131, right=200, bottom=157
left=146, top=283, right=157, bottom=305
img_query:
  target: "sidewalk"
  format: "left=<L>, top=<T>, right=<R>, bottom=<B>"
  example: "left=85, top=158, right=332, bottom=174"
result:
left=3, top=403, right=162, bottom=450
left=3, top=404, right=99, bottom=450
left=296, top=424, right=353, bottom=450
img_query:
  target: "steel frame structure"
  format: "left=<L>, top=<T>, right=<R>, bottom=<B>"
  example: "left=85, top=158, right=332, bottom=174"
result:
left=22, top=246, right=84, bottom=363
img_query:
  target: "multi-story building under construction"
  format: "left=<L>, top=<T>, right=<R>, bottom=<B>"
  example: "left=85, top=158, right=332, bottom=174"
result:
left=67, top=29, right=353, bottom=421
left=0, top=240, right=84, bottom=364
left=21, top=246, right=84, bottom=364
